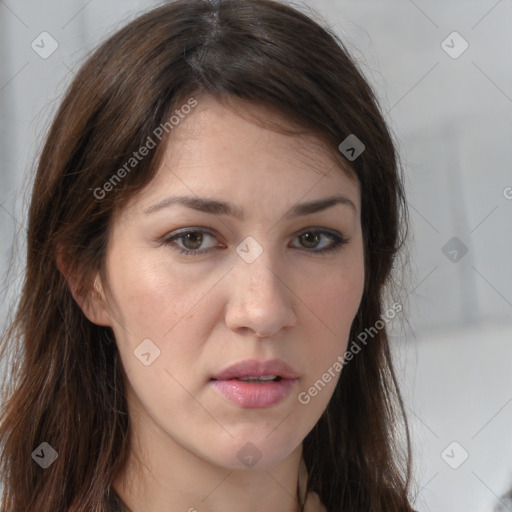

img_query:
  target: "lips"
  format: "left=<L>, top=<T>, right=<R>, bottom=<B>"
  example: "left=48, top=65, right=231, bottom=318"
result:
left=210, top=358, right=299, bottom=381
left=209, top=359, right=300, bottom=408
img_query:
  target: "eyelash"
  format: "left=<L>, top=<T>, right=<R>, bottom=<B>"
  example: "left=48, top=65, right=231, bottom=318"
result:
left=161, top=228, right=349, bottom=256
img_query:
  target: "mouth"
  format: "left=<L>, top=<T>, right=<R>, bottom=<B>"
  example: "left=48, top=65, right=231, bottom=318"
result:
left=211, top=375, right=283, bottom=383
left=209, top=377, right=298, bottom=408
left=209, top=359, right=299, bottom=408
left=210, top=358, right=299, bottom=381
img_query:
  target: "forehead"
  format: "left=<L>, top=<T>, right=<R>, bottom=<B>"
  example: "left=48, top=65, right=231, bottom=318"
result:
left=129, top=94, right=360, bottom=212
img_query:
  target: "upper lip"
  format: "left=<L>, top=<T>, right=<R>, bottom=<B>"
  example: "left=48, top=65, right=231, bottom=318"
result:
left=211, top=359, right=299, bottom=380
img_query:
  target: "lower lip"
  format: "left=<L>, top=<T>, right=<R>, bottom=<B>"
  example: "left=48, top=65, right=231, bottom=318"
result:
left=210, top=378, right=298, bottom=408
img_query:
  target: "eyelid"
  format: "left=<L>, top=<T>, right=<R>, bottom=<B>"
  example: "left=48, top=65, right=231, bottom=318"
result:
left=163, top=226, right=218, bottom=239
left=294, top=226, right=346, bottom=240
left=290, top=228, right=349, bottom=254
left=161, top=227, right=222, bottom=249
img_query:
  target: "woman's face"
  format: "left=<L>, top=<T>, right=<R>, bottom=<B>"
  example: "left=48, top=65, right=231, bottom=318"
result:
left=94, top=94, right=365, bottom=470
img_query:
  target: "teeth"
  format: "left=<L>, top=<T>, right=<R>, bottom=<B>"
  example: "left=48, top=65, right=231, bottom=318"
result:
left=238, top=375, right=278, bottom=382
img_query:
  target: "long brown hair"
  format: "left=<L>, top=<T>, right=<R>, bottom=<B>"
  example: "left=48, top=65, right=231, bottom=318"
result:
left=0, top=1, right=413, bottom=510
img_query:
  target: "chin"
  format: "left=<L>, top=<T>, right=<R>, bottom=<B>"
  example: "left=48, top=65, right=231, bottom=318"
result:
left=198, top=432, right=300, bottom=471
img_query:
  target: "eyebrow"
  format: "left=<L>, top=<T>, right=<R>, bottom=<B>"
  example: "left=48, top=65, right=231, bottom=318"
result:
left=143, top=194, right=357, bottom=219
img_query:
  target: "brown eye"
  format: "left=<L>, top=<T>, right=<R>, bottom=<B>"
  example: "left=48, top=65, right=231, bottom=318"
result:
left=292, top=229, right=349, bottom=254
left=299, top=231, right=321, bottom=249
left=162, top=229, right=219, bottom=255
left=181, top=231, right=204, bottom=250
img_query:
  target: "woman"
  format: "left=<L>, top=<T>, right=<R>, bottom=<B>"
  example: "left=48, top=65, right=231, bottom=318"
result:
left=0, top=0, right=415, bottom=510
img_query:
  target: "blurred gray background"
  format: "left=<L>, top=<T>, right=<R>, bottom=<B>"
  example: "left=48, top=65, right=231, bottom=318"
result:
left=1, top=1, right=511, bottom=510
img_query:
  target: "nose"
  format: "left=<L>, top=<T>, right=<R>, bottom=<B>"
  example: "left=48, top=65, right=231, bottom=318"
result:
left=224, top=247, right=297, bottom=338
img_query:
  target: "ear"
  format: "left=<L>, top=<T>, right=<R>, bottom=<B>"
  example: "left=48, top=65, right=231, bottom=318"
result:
left=56, top=248, right=112, bottom=327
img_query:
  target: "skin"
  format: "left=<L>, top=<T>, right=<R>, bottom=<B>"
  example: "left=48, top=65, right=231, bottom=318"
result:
left=77, top=94, right=365, bottom=512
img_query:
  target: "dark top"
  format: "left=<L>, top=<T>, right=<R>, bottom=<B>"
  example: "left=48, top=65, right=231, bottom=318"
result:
left=105, top=487, right=132, bottom=512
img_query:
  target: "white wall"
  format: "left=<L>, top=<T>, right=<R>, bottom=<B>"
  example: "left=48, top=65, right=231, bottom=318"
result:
left=1, top=1, right=511, bottom=510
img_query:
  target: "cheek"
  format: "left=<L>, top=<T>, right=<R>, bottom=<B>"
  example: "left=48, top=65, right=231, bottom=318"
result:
left=105, top=253, right=219, bottom=416
left=304, top=252, right=364, bottom=337
left=297, top=249, right=364, bottom=390
left=305, top=274, right=362, bottom=366
left=107, top=267, right=175, bottom=339
left=104, top=251, right=227, bottom=401
left=104, top=249, right=217, bottom=343
left=322, top=270, right=363, bottom=316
